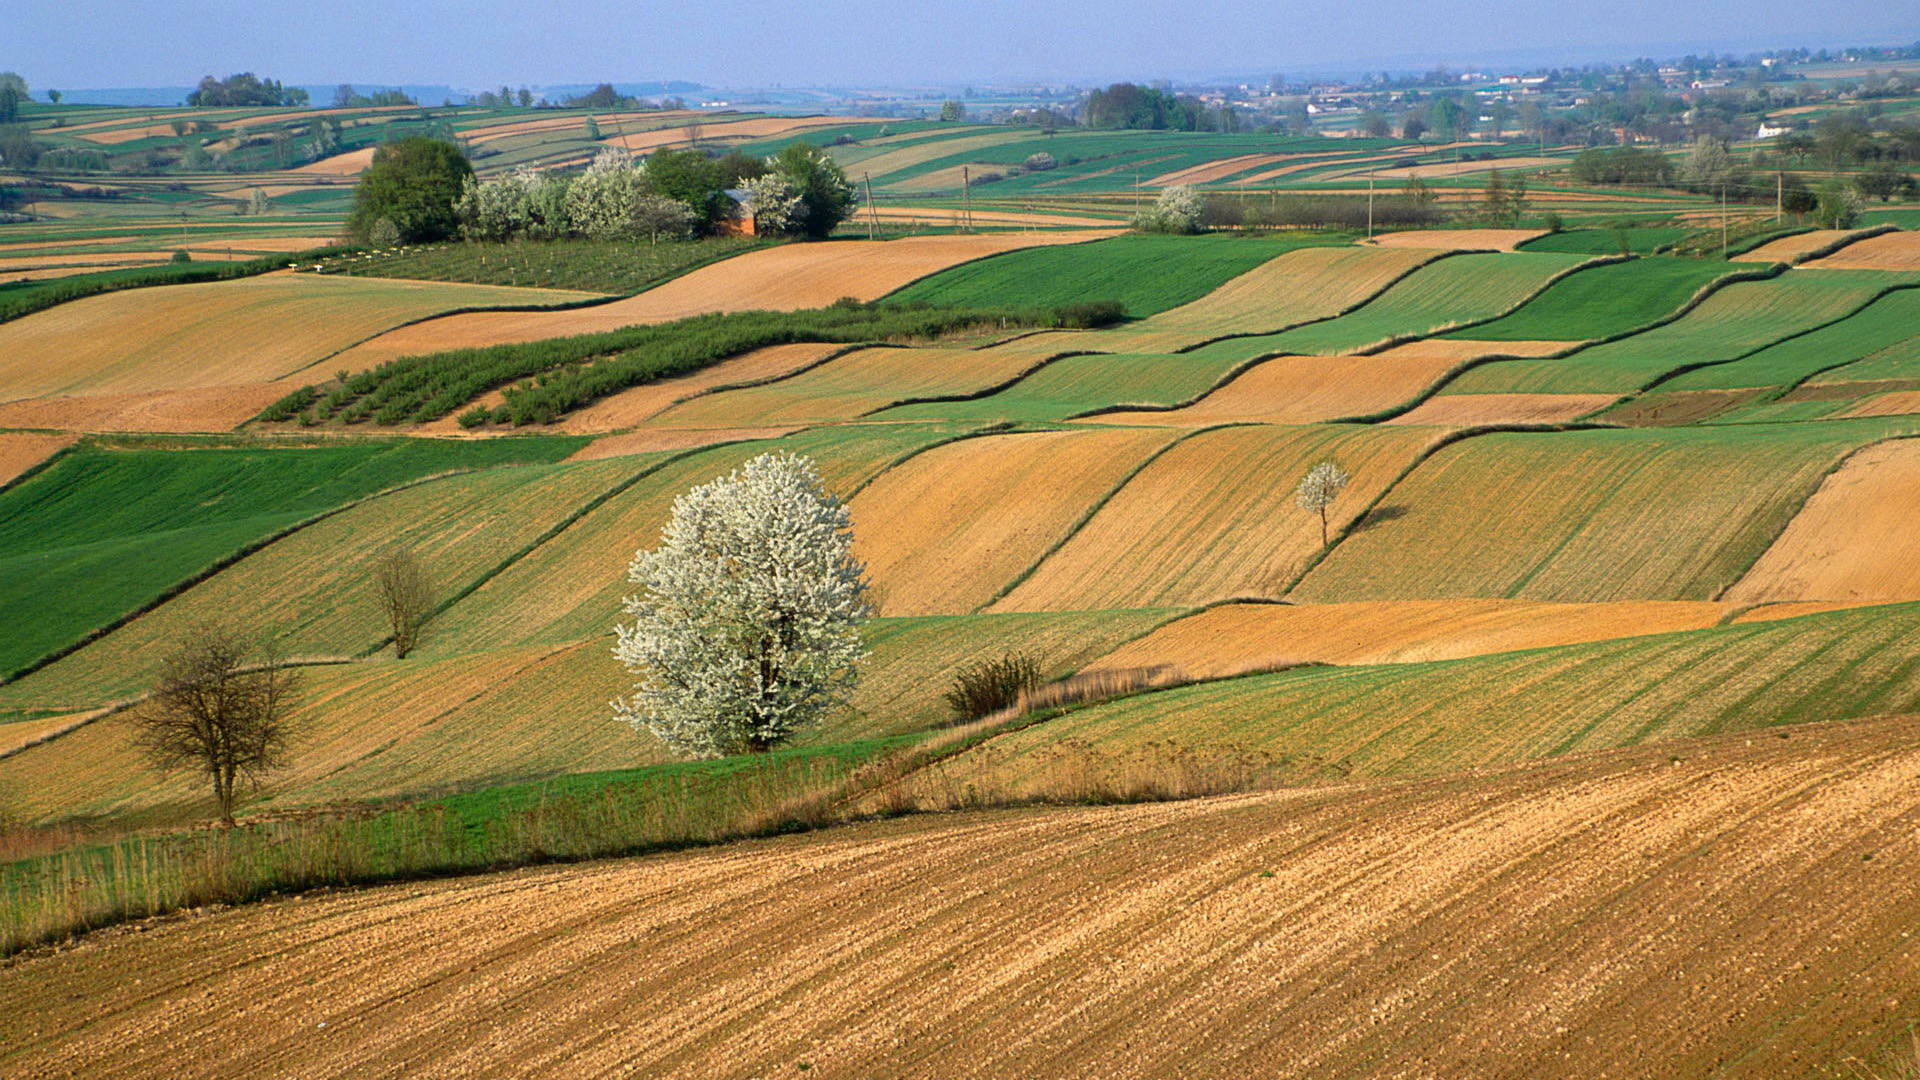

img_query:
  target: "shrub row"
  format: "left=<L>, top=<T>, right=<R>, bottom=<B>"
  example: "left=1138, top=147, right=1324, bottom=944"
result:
left=263, top=299, right=1119, bottom=429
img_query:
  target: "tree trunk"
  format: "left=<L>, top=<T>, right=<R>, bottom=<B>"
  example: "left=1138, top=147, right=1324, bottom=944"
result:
left=1319, top=505, right=1330, bottom=548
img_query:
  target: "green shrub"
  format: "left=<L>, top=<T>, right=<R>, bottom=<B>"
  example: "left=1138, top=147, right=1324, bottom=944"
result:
left=943, top=653, right=1041, bottom=724
left=1054, top=300, right=1126, bottom=328
left=169, top=249, right=191, bottom=264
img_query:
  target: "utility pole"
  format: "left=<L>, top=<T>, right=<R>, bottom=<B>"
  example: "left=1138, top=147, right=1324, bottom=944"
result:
left=961, top=166, right=972, bottom=233
left=1721, top=181, right=1729, bottom=260
left=1367, top=168, right=1376, bottom=239
left=863, top=172, right=880, bottom=241
left=1776, top=171, right=1783, bottom=223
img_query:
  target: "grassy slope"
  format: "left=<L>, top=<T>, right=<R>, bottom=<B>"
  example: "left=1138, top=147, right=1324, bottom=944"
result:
left=1292, top=419, right=1920, bottom=604
left=1660, top=286, right=1920, bottom=391
left=1448, top=270, right=1914, bottom=395
left=886, top=234, right=1341, bottom=317
left=1445, top=257, right=1732, bottom=341
left=0, top=437, right=586, bottom=678
left=1238, top=251, right=1588, bottom=355
left=1517, top=227, right=1692, bottom=254
left=976, top=602, right=1920, bottom=780
left=872, top=352, right=1237, bottom=422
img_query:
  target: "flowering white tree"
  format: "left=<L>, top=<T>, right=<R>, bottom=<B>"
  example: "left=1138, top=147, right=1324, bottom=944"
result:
left=566, top=147, right=647, bottom=239
left=613, top=452, right=871, bottom=757
left=1295, top=460, right=1351, bottom=548
left=1131, top=184, right=1205, bottom=234
left=740, top=172, right=804, bottom=235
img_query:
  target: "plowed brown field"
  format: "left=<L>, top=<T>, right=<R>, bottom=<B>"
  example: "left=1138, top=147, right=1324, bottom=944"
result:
left=7, top=716, right=1918, bottom=1080
left=0, top=432, right=75, bottom=485
left=292, top=146, right=378, bottom=175
left=992, top=425, right=1440, bottom=611
left=1087, top=598, right=1728, bottom=677
left=1366, top=228, right=1546, bottom=251
left=848, top=427, right=1181, bottom=615
left=0, top=384, right=289, bottom=433
left=1148, top=153, right=1295, bottom=186
left=328, top=233, right=1108, bottom=370
left=602, top=115, right=853, bottom=152
left=0, top=275, right=596, bottom=402
left=1842, top=389, right=1920, bottom=417
left=1803, top=229, right=1920, bottom=270
left=1386, top=391, right=1616, bottom=426
left=1731, top=600, right=1873, bottom=623
left=1733, top=229, right=1861, bottom=263
left=1358, top=155, right=1564, bottom=180
left=1722, top=438, right=1920, bottom=603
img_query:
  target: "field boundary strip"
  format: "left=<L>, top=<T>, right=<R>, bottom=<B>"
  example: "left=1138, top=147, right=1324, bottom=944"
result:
left=1793, top=223, right=1900, bottom=265
left=840, top=422, right=1024, bottom=501
left=870, top=230, right=1116, bottom=303
left=1633, top=281, right=1920, bottom=398
left=0, top=468, right=500, bottom=687
left=1707, top=433, right=1920, bottom=605
left=968, top=424, right=1246, bottom=613
left=1337, top=253, right=1627, bottom=362
left=1277, top=422, right=1618, bottom=597
left=851, top=349, right=1104, bottom=418
left=1362, top=261, right=1781, bottom=420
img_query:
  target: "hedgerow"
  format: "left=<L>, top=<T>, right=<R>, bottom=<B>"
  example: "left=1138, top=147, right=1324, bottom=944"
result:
left=264, top=300, right=1099, bottom=428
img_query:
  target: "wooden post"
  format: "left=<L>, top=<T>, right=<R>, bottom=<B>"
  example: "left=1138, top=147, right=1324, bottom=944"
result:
left=1721, top=182, right=1729, bottom=259
left=1367, top=168, right=1376, bottom=239
left=1776, top=171, right=1783, bottom=223
left=863, top=172, right=879, bottom=240
left=961, top=166, right=972, bottom=233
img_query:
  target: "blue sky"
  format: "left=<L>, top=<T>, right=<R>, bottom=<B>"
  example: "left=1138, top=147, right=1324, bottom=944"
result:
left=9, top=0, right=1918, bottom=90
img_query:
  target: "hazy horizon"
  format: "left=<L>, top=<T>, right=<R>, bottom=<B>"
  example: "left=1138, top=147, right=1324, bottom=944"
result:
left=11, top=0, right=1919, bottom=96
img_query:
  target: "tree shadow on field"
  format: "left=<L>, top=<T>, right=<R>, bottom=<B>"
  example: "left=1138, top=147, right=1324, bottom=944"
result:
left=1349, top=504, right=1409, bottom=534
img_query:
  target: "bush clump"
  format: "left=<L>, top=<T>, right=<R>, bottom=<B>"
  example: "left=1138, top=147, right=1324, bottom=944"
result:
left=943, top=653, right=1041, bottom=725
left=1054, top=300, right=1126, bottom=328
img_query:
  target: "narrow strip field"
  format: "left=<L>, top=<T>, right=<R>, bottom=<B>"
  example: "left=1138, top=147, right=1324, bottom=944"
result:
left=1657, top=286, right=1920, bottom=392
left=1446, top=270, right=1912, bottom=395
left=326, top=234, right=1107, bottom=370
left=992, top=424, right=1440, bottom=611
left=1732, top=229, right=1859, bottom=263
left=0, top=275, right=599, bottom=403
left=847, top=428, right=1182, bottom=614
left=0, top=432, right=74, bottom=486
left=0, top=384, right=290, bottom=433
left=1449, top=257, right=1732, bottom=342
left=1365, top=228, right=1545, bottom=251
left=1722, top=439, right=1920, bottom=604
left=1385, top=392, right=1615, bottom=425
left=977, top=602, right=1920, bottom=777
left=8, top=716, right=1918, bottom=1079
left=1087, top=598, right=1729, bottom=677
left=1803, top=229, right=1920, bottom=270
left=1292, top=421, right=1919, bottom=604
left=871, top=351, right=1239, bottom=423
left=536, top=344, right=845, bottom=433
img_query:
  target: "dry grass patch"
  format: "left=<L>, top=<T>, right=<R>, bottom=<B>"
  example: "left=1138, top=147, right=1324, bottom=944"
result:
left=1102, top=352, right=1458, bottom=426
left=1087, top=599, right=1728, bottom=678
left=848, top=427, right=1182, bottom=615
left=1149, top=153, right=1297, bottom=186
left=993, top=424, right=1440, bottom=611
left=565, top=427, right=802, bottom=460
left=0, top=385, right=289, bottom=433
left=1723, top=439, right=1920, bottom=604
left=1842, top=390, right=1920, bottom=418
left=328, top=233, right=1108, bottom=370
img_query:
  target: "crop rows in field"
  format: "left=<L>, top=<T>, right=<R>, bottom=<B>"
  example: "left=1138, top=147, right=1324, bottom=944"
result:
left=1659, top=286, right=1920, bottom=392
left=1445, top=256, right=1732, bottom=342
left=310, top=237, right=767, bottom=295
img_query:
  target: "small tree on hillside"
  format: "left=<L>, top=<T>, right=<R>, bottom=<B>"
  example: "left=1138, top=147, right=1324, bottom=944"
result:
left=131, top=626, right=301, bottom=827
left=765, top=142, right=857, bottom=239
left=613, top=452, right=871, bottom=758
left=375, top=549, right=434, bottom=659
left=346, top=136, right=473, bottom=243
left=1295, top=460, right=1351, bottom=548
left=1132, top=184, right=1204, bottom=233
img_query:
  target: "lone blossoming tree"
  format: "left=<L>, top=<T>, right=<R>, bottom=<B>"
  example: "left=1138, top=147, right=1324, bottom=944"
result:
left=1295, top=460, right=1351, bottom=548
left=614, top=452, right=871, bottom=758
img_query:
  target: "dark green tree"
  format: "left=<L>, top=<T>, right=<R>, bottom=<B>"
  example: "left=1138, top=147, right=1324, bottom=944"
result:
left=771, top=142, right=857, bottom=239
left=346, top=137, right=473, bottom=243
left=644, top=147, right=727, bottom=224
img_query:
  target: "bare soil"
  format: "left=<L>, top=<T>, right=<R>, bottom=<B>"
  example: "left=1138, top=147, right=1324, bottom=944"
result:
left=1365, top=228, right=1548, bottom=251
left=1803, top=230, right=1920, bottom=270
left=0, top=432, right=76, bottom=485
left=6, top=716, right=1918, bottom=1079
left=1388, top=391, right=1615, bottom=426
left=1723, top=439, right=1920, bottom=603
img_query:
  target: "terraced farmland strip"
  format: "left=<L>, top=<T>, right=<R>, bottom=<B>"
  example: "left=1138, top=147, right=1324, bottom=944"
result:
left=1365, top=228, right=1546, bottom=251
left=1802, top=229, right=1920, bottom=270
left=1293, top=421, right=1920, bottom=604
left=993, top=424, right=1440, bottom=611
left=848, top=428, right=1183, bottom=615
left=1088, top=598, right=1729, bottom=678
left=0, top=274, right=597, bottom=403
left=872, top=351, right=1240, bottom=423
left=0, top=432, right=74, bottom=487
left=1447, top=270, right=1914, bottom=395
left=326, top=233, right=1107, bottom=371
left=1660, top=286, right=1920, bottom=391
left=421, top=425, right=963, bottom=656
left=0, top=457, right=643, bottom=711
left=1450, top=257, right=1732, bottom=342
left=1384, top=391, right=1616, bottom=426
left=985, top=602, right=1920, bottom=778
left=1110, top=245, right=1441, bottom=351
left=10, top=716, right=1920, bottom=1079
left=1732, top=229, right=1861, bottom=263
left=1722, top=439, right=1920, bottom=604
left=1231, top=252, right=1589, bottom=356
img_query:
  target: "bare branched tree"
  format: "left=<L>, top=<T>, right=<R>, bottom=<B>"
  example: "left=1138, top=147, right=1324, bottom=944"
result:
left=1295, top=460, right=1352, bottom=548
left=131, top=626, right=301, bottom=827
left=375, top=549, right=434, bottom=659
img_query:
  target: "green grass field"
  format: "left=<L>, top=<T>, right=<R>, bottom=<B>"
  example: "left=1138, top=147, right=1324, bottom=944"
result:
left=1659, top=286, right=1920, bottom=391
left=886, top=233, right=1344, bottom=317
left=1445, top=257, right=1733, bottom=342
left=1292, top=419, right=1919, bottom=603
left=0, top=437, right=586, bottom=678
left=1237, top=251, right=1589, bottom=355
left=1447, top=270, right=1914, bottom=395
left=973, top=601, right=1920, bottom=780
left=1517, top=229, right=1692, bottom=256
left=871, top=351, right=1238, bottom=422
